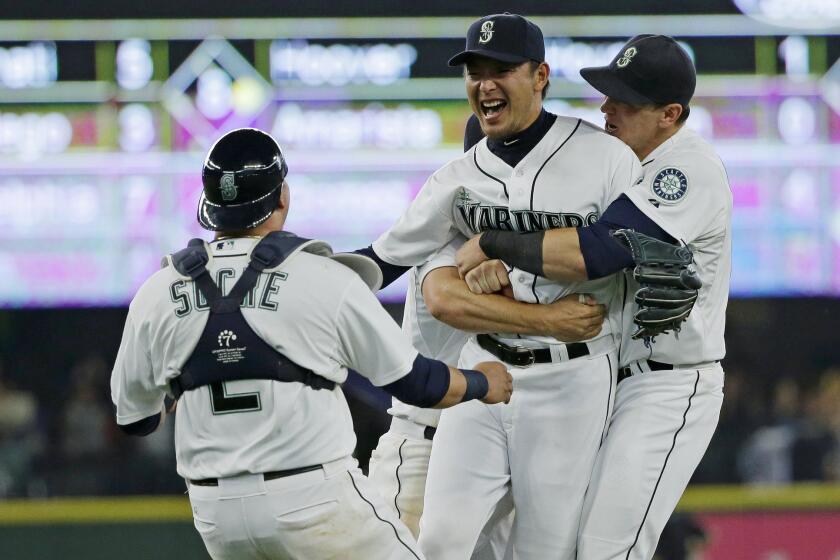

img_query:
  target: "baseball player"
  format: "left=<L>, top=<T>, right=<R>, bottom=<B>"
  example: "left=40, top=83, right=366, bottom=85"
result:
left=109, top=127, right=514, bottom=560
left=366, top=118, right=600, bottom=558
left=363, top=14, right=646, bottom=560
left=455, top=35, right=730, bottom=559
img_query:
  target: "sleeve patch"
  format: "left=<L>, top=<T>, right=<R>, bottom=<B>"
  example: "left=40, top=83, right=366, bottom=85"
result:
left=651, top=167, right=688, bottom=205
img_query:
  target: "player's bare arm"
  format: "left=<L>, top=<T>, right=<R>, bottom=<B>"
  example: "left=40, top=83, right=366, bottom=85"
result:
left=422, top=266, right=604, bottom=342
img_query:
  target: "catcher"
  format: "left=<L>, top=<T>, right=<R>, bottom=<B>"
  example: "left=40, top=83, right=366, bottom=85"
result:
left=455, top=35, right=730, bottom=559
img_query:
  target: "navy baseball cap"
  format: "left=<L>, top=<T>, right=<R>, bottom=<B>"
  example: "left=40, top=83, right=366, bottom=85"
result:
left=580, top=35, right=696, bottom=107
left=448, top=13, right=545, bottom=66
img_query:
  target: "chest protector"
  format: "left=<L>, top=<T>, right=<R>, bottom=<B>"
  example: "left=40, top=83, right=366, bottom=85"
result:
left=168, top=231, right=336, bottom=398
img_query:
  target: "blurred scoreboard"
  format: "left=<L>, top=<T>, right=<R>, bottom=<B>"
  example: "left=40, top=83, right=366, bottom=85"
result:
left=1, top=16, right=840, bottom=306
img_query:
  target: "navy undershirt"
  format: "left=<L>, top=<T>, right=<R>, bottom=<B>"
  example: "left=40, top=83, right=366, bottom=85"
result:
left=486, top=109, right=557, bottom=168
left=354, top=246, right=409, bottom=289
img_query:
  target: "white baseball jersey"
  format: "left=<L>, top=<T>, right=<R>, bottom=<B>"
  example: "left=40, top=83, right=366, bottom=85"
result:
left=373, top=116, right=643, bottom=347
left=620, top=125, right=732, bottom=365
left=389, top=237, right=469, bottom=429
left=111, top=236, right=418, bottom=481
left=578, top=125, right=730, bottom=560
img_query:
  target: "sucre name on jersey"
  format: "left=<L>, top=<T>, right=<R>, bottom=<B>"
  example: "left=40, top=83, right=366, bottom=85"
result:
left=169, top=269, right=288, bottom=317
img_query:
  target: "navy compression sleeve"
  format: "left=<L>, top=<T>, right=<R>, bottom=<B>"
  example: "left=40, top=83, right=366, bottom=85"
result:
left=577, top=194, right=676, bottom=279
left=382, top=354, right=450, bottom=407
left=381, top=355, right=488, bottom=407
left=353, top=246, right=411, bottom=289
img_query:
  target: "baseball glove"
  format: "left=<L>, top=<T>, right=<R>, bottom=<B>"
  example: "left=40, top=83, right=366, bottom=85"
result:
left=612, top=229, right=702, bottom=340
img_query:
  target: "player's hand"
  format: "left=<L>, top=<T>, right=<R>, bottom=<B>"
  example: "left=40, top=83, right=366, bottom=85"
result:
left=464, top=260, right=510, bottom=294
left=473, top=361, right=513, bottom=404
left=545, top=294, right=606, bottom=341
left=455, top=234, right=490, bottom=278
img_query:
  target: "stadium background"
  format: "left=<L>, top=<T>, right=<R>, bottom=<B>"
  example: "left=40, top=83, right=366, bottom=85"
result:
left=1, top=0, right=839, bottom=558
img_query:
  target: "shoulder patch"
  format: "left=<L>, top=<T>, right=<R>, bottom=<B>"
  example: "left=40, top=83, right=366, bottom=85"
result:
left=651, top=167, right=688, bottom=204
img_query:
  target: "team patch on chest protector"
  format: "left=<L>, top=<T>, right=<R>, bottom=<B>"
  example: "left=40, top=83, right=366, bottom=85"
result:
left=651, top=167, right=688, bottom=204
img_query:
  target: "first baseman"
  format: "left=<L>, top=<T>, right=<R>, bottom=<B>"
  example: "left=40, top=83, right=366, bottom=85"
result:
left=109, top=127, right=513, bottom=560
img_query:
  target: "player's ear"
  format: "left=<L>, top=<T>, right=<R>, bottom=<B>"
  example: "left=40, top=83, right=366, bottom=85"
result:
left=533, top=62, right=550, bottom=92
left=660, top=103, right=683, bottom=127
left=279, top=180, right=290, bottom=211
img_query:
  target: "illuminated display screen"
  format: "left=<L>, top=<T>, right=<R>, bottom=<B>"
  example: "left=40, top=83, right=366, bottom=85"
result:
left=1, top=16, right=840, bottom=306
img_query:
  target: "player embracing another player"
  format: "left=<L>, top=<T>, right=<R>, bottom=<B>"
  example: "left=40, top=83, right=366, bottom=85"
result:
left=456, top=34, right=731, bottom=559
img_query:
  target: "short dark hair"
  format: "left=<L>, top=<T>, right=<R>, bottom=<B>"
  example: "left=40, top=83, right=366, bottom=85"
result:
left=529, top=61, right=550, bottom=99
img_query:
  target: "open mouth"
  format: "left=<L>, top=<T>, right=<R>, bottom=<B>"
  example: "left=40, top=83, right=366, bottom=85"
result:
left=481, top=99, right=507, bottom=118
left=605, top=122, right=618, bottom=134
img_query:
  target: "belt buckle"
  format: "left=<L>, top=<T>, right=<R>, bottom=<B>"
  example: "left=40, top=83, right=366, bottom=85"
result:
left=514, top=347, right=536, bottom=368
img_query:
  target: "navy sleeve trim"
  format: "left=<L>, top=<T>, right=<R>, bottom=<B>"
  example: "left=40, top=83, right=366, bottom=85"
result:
left=577, top=194, right=675, bottom=280
left=118, top=413, right=161, bottom=437
left=382, top=354, right=450, bottom=408
left=353, top=246, right=410, bottom=289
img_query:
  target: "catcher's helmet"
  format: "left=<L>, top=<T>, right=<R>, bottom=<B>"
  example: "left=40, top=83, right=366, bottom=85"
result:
left=198, top=128, right=288, bottom=231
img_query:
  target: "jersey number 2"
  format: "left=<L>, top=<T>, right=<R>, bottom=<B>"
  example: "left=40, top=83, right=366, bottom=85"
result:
left=209, top=382, right=261, bottom=414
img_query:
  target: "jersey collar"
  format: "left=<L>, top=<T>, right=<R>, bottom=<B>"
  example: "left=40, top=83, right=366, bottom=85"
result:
left=641, top=124, right=691, bottom=166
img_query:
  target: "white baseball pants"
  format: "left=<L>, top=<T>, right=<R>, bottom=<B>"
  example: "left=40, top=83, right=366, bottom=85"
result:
left=577, top=363, right=724, bottom=559
left=419, top=337, right=617, bottom=560
left=188, top=456, right=423, bottom=560
left=369, top=417, right=514, bottom=559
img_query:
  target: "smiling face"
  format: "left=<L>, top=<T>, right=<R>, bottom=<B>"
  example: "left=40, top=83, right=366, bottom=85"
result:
left=600, top=96, right=684, bottom=160
left=464, top=57, right=548, bottom=140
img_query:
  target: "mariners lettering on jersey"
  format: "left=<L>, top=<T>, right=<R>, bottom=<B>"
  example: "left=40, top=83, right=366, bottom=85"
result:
left=168, top=269, right=288, bottom=317
left=456, top=187, right=597, bottom=234
left=651, top=167, right=688, bottom=204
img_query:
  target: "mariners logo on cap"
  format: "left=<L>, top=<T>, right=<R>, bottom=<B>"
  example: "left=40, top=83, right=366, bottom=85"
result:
left=652, top=167, right=688, bottom=204
left=616, top=47, right=638, bottom=68
left=479, top=21, right=495, bottom=44
left=220, top=172, right=237, bottom=201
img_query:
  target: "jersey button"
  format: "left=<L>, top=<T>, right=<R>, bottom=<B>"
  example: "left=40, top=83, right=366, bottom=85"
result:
left=516, top=168, right=525, bottom=177
left=518, top=276, right=529, bottom=284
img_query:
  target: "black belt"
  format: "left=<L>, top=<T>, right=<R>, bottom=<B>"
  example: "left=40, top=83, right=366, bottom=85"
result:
left=617, top=360, right=673, bottom=385
left=424, top=426, right=437, bottom=441
left=189, top=464, right=323, bottom=487
left=476, top=333, right=589, bottom=367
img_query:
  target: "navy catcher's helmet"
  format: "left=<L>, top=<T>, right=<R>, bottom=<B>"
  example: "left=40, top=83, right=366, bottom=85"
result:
left=198, top=128, right=288, bottom=231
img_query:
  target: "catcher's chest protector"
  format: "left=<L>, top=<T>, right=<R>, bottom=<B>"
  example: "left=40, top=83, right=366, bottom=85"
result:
left=169, top=232, right=336, bottom=398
